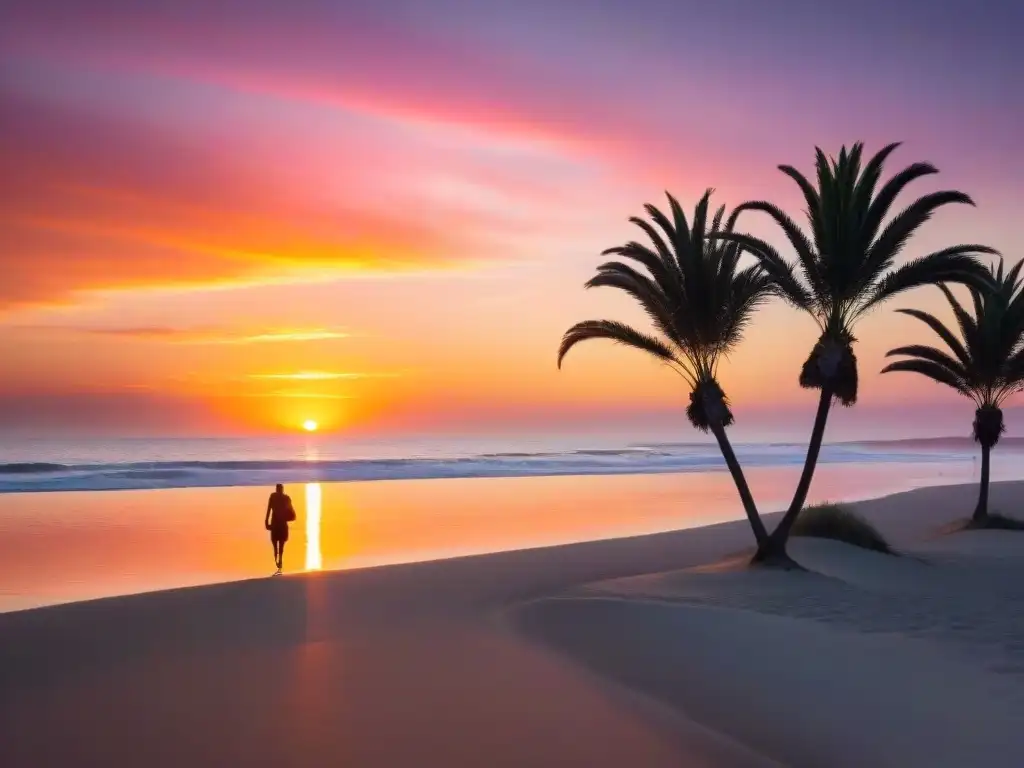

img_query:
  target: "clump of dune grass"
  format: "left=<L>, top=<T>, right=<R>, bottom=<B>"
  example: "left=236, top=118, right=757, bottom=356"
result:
left=963, top=511, right=1024, bottom=531
left=791, top=502, right=894, bottom=554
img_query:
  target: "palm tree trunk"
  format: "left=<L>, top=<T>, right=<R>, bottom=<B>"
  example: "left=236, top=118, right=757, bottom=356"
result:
left=753, top=387, right=833, bottom=562
left=972, top=443, right=991, bottom=523
left=709, top=420, right=768, bottom=544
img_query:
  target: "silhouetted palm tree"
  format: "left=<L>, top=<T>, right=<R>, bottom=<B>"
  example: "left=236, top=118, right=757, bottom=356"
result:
left=717, top=143, right=996, bottom=562
left=883, top=259, right=1024, bottom=525
left=558, top=190, right=776, bottom=546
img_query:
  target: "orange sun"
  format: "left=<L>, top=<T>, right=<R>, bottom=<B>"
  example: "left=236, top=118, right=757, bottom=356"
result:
left=302, top=419, right=318, bottom=432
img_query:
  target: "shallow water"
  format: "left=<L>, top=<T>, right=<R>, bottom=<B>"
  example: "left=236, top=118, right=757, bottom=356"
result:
left=2, top=456, right=1014, bottom=612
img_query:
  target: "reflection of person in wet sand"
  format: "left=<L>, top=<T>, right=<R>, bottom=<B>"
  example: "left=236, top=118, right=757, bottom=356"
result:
left=265, top=483, right=295, bottom=574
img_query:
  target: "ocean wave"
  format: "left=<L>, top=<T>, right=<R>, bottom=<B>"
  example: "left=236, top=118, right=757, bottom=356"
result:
left=0, top=462, right=70, bottom=474
left=0, top=442, right=978, bottom=494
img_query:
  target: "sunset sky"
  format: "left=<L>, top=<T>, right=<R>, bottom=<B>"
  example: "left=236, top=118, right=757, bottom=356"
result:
left=1, top=0, right=1021, bottom=441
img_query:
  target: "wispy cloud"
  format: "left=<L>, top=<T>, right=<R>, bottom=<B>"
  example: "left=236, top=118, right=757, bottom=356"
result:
left=236, top=330, right=350, bottom=344
left=0, top=83, right=532, bottom=308
left=237, top=391, right=355, bottom=399
left=19, top=325, right=351, bottom=344
left=248, top=371, right=398, bottom=381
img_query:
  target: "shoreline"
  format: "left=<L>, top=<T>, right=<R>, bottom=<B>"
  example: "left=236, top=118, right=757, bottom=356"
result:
left=0, top=472, right=1005, bottom=617
left=0, top=439, right=1000, bottom=494
left=2, top=480, right=1023, bottom=765
left=0, top=474, right=1004, bottom=619
left=0, top=458, right=970, bottom=495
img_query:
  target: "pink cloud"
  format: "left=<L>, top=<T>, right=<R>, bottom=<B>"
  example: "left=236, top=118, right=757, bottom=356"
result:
left=1, top=81, right=606, bottom=307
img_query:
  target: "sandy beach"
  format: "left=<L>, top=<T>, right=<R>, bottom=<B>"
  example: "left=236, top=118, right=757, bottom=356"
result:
left=3, top=480, right=1024, bottom=767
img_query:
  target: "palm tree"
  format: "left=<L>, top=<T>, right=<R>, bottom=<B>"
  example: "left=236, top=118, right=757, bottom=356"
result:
left=558, top=190, right=776, bottom=548
left=882, top=259, right=1024, bottom=526
left=716, top=142, right=996, bottom=562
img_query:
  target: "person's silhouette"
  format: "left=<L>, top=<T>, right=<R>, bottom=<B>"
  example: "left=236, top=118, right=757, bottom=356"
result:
left=265, top=483, right=295, bottom=573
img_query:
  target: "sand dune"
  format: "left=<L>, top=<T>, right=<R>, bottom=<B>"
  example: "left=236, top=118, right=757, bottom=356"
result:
left=916, top=528, right=1024, bottom=557
left=517, top=521, right=1024, bottom=766
left=514, top=595, right=1023, bottom=768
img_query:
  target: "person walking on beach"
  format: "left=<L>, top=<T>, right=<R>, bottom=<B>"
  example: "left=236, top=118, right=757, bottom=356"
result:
left=265, top=483, right=295, bottom=573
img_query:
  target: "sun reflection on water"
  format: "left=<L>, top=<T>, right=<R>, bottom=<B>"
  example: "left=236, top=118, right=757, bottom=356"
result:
left=305, top=482, right=322, bottom=571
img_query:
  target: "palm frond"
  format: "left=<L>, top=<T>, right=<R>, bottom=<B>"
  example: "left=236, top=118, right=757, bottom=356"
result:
left=863, top=191, right=976, bottom=276
left=936, top=284, right=983, bottom=359
left=880, top=359, right=969, bottom=394
left=851, top=142, right=902, bottom=217
left=719, top=266, right=776, bottom=353
left=557, top=320, right=676, bottom=369
left=710, top=204, right=726, bottom=235
left=560, top=192, right=777, bottom=425
left=860, top=161, right=937, bottom=248
left=625, top=217, right=674, bottom=268
left=733, top=200, right=824, bottom=301
left=710, top=230, right=815, bottom=312
left=586, top=264, right=678, bottom=343
left=884, top=344, right=967, bottom=379
left=724, top=143, right=996, bottom=401
left=644, top=202, right=681, bottom=266
left=690, top=189, right=713, bottom=258
left=1004, top=347, right=1024, bottom=384
left=666, top=192, right=693, bottom=264
left=893, top=308, right=970, bottom=365
left=884, top=260, right=1024, bottom=409
left=860, top=246, right=996, bottom=315
left=1004, top=259, right=1024, bottom=290
left=601, top=242, right=677, bottom=298
left=778, top=163, right=825, bottom=252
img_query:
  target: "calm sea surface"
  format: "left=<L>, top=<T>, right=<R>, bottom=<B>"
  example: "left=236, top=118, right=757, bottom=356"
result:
left=2, top=442, right=1020, bottom=613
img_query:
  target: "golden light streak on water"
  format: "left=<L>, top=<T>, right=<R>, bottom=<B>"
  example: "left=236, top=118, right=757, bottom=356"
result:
left=305, top=482, right=322, bottom=571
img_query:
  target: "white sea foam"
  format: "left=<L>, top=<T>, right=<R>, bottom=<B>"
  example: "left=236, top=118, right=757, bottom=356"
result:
left=0, top=441, right=980, bottom=493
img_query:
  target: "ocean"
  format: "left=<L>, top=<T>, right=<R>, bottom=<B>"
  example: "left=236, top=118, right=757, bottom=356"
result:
left=1, top=435, right=1021, bottom=613
left=0, top=434, right=1001, bottom=493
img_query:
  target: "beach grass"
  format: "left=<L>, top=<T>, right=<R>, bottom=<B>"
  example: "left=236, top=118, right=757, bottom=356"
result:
left=791, top=502, right=894, bottom=554
left=965, top=511, right=1024, bottom=531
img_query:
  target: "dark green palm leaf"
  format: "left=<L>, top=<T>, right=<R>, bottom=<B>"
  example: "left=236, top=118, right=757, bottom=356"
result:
left=586, top=265, right=678, bottom=342
left=559, top=191, right=776, bottom=428
left=710, top=204, right=726, bottom=235
left=600, top=244, right=678, bottom=301
left=778, top=163, right=825, bottom=251
left=666, top=193, right=693, bottom=264
left=557, top=320, right=676, bottom=369
left=862, top=246, right=997, bottom=313
left=708, top=231, right=815, bottom=311
left=859, top=161, right=937, bottom=248
left=719, top=143, right=995, bottom=395
left=883, top=259, right=1024, bottom=410
left=722, top=143, right=1000, bottom=551
left=862, top=191, right=977, bottom=277
left=733, top=200, right=825, bottom=300
left=894, top=308, right=970, bottom=365
left=880, top=358, right=969, bottom=394
left=720, top=267, right=777, bottom=351
left=936, top=283, right=983, bottom=353
left=851, top=142, right=904, bottom=226
left=884, top=344, right=967, bottom=379
left=1004, top=346, right=1024, bottom=381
